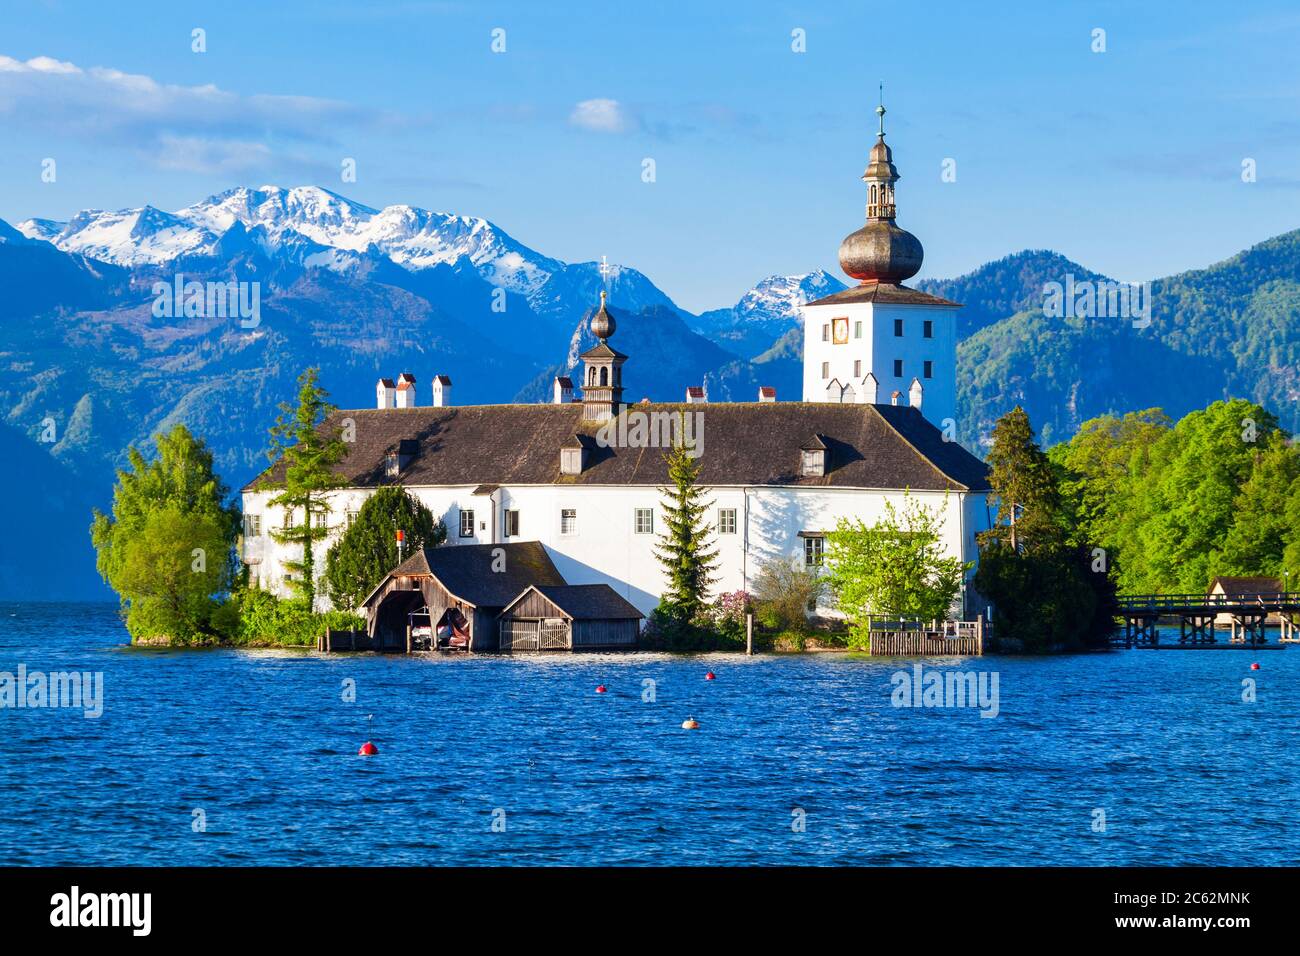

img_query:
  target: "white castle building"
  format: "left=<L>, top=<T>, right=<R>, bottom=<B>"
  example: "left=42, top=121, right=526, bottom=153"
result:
left=241, top=104, right=992, bottom=625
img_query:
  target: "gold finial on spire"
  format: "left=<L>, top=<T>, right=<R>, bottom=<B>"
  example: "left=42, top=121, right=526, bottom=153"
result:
left=876, top=82, right=886, bottom=137
left=600, top=289, right=607, bottom=305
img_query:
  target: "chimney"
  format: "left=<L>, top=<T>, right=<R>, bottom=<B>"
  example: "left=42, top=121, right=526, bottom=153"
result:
left=395, top=372, right=417, bottom=408
left=890, top=390, right=901, bottom=406
left=685, top=386, right=707, bottom=404
left=553, top=376, right=573, bottom=405
left=908, top=377, right=923, bottom=410
left=758, top=386, right=776, bottom=403
left=432, top=375, right=452, bottom=407
left=376, top=378, right=396, bottom=409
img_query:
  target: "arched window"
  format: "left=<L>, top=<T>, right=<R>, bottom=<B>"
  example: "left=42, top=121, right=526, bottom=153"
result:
left=589, top=367, right=597, bottom=385
left=600, top=367, right=608, bottom=386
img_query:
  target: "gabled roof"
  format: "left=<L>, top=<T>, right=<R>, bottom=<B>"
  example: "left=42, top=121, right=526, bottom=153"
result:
left=580, top=341, right=626, bottom=361
left=363, top=541, right=566, bottom=610
left=501, top=583, right=644, bottom=620
left=434, top=375, right=452, bottom=385
left=245, top=401, right=990, bottom=493
left=805, top=281, right=960, bottom=309
left=1208, top=576, right=1282, bottom=596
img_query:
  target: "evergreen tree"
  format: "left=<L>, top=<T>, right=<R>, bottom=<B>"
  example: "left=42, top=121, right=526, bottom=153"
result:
left=324, top=486, right=447, bottom=610
left=982, top=406, right=1063, bottom=553
left=653, top=433, right=719, bottom=622
left=90, top=425, right=240, bottom=641
left=264, top=368, right=349, bottom=610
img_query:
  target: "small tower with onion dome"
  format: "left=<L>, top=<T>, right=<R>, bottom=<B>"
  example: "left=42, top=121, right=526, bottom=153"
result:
left=579, top=291, right=627, bottom=421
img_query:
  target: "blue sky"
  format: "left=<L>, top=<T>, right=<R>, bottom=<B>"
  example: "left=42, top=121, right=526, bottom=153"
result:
left=2, top=0, right=1299, bottom=311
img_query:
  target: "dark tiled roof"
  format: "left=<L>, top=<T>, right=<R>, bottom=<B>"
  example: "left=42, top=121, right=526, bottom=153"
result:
left=244, top=401, right=989, bottom=493
left=1208, top=576, right=1283, bottom=596
left=507, top=584, right=645, bottom=620
left=378, top=541, right=565, bottom=609
left=806, top=281, right=961, bottom=308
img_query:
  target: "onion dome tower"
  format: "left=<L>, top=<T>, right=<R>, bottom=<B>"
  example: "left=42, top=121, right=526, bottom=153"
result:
left=579, top=291, right=627, bottom=421
left=838, top=92, right=924, bottom=284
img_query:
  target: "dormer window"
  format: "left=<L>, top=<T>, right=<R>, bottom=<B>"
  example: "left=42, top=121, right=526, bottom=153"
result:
left=560, top=433, right=594, bottom=476
left=800, top=435, right=828, bottom=477
left=385, top=452, right=400, bottom=477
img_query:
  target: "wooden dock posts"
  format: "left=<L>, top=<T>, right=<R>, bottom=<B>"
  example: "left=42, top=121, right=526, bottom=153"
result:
left=318, top=628, right=370, bottom=652
left=1117, top=592, right=1300, bottom=648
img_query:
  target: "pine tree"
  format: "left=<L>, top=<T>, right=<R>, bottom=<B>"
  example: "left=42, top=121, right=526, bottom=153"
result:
left=324, top=486, right=447, bottom=611
left=653, top=432, right=719, bottom=622
left=264, top=368, right=349, bottom=610
left=981, top=406, right=1063, bottom=553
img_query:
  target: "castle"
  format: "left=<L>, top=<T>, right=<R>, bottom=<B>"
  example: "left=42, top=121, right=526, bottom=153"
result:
left=241, top=103, right=992, bottom=622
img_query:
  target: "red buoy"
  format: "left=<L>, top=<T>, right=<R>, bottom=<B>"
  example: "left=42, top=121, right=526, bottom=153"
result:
left=1251, top=663, right=1260, bottom=671
left=705, top=671, right=716, bottom=681
left=358, top=741, right=378, bottom=756
left=596, top=685, right=607, bottom=694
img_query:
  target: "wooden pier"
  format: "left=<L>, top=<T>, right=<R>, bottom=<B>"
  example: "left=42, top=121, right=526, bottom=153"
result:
left=867, top=618, right=983, bottom=656
left=1116, top=592, right=1300, bottom=649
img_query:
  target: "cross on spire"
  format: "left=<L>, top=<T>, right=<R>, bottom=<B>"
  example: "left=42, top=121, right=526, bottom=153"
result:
left=598, top=254, right=613, bottom=286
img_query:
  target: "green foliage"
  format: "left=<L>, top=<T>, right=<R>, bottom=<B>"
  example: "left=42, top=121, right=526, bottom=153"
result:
left=221, top=588, right=363, bottom=646
left=89, top=425, right=240, bottom=642
left=825, top=493, right=967, bottom=635
left=263, top=368, right=349, bottom=610
left=1053, top=399, right=1297, bottom=594
left=975, top=408, right=1116, bottom=651
left=323, top=486, right=446, bottom=611
left=652, top=432, right=719, bottom=622
left=751, top=559, right=826, bottom=632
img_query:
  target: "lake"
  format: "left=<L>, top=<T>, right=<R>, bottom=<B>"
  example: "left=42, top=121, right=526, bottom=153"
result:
left=1, top=602, right=1296, bottom=866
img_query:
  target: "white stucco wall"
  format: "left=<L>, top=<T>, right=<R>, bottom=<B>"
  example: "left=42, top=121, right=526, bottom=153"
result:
left=801, top=299, right=959, bottom=429
left=241, top=483, right=991, bottom=618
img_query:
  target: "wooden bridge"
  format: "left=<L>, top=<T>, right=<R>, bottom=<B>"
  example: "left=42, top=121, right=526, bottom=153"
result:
left=1116, top=592, right=1300, bottom=648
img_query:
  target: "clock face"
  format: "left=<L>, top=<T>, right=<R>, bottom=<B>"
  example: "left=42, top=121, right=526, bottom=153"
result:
left=832, top=317, right=849, bottom=344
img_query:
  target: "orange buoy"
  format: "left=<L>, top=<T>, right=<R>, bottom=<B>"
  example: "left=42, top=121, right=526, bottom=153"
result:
left=596, top=685, right=607, bottom=694
left=1251, top=663, right=1260, bottom=671
left=681, top=717, right=700, bottom=730
left=705, top=671, right=716, bottom=681
left=358, top=741, right=379, bottom=756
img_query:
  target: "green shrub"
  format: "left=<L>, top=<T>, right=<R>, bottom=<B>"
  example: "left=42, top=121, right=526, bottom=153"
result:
left=221, top=588, right=364, bottom=646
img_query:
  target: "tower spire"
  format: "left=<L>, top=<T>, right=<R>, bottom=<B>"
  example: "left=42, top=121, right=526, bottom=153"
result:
left=876, top=82, right=886, bottom=137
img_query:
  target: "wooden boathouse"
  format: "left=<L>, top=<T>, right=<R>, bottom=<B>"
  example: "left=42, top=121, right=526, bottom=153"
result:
left=359, top=541, right=644, bottom=653
left=497, top=584, right=643, bottom=651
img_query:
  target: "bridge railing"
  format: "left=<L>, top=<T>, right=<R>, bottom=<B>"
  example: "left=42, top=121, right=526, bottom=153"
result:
left=1117, top=592, right=1300, bottom=611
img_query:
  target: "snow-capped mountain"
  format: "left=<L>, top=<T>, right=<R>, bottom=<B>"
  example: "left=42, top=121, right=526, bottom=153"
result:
left=16, top=184, right=682, bottom=319
left=693, top=269, right=846, bottom=358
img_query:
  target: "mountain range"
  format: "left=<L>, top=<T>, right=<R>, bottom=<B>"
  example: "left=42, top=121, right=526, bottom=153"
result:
left=2, top=183, right=1297, bottom=599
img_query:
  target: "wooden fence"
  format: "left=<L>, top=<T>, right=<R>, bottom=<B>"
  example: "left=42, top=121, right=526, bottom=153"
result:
left=867, top=619, right=983, bottom=657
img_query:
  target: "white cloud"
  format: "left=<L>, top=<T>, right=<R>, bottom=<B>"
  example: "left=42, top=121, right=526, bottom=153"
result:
left=569, top=98, right=628, bottom=133
left=0, top=53, right=388, bottom=150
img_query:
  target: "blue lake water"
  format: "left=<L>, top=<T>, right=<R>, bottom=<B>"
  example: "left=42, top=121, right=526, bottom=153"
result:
left=1, top=602, right=1296, bottom=866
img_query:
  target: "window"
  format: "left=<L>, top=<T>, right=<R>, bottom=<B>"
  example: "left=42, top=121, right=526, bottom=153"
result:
left=385, top=452, right=400, bottom=477
left=312, top=511, right=328, bottom=530
left=504, top=509, right=520, bottom=537
left=243, top=514, right=261, bottom=538
left=821, top=361, right=830, bottom=379
left=893, top=318, right=903, bottom=337
left=801, top=449, right=825, bottom=477
left=924, top=360, right=933, bottom=379
left=853, top=360, right=862, bottom=377
left=460, top=509, right=475, bottom=538
left=346, top=511, right=358, bottom=529
left=804, top=536, right=825, bottom=568
left=923, top=319, right=933, bottom=339
left=718, top=508, right=737, bottom=535
left=282, top=508, right=294, bottom=530
left=822, top=324, right=830, bottom=342
left=561, top=509, right=577, bottom=535
left=893, top=359, right=903, bottom=377
left=854, top=320, right=862, bottom=339
left=634, top=508, right=653, bottom=534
